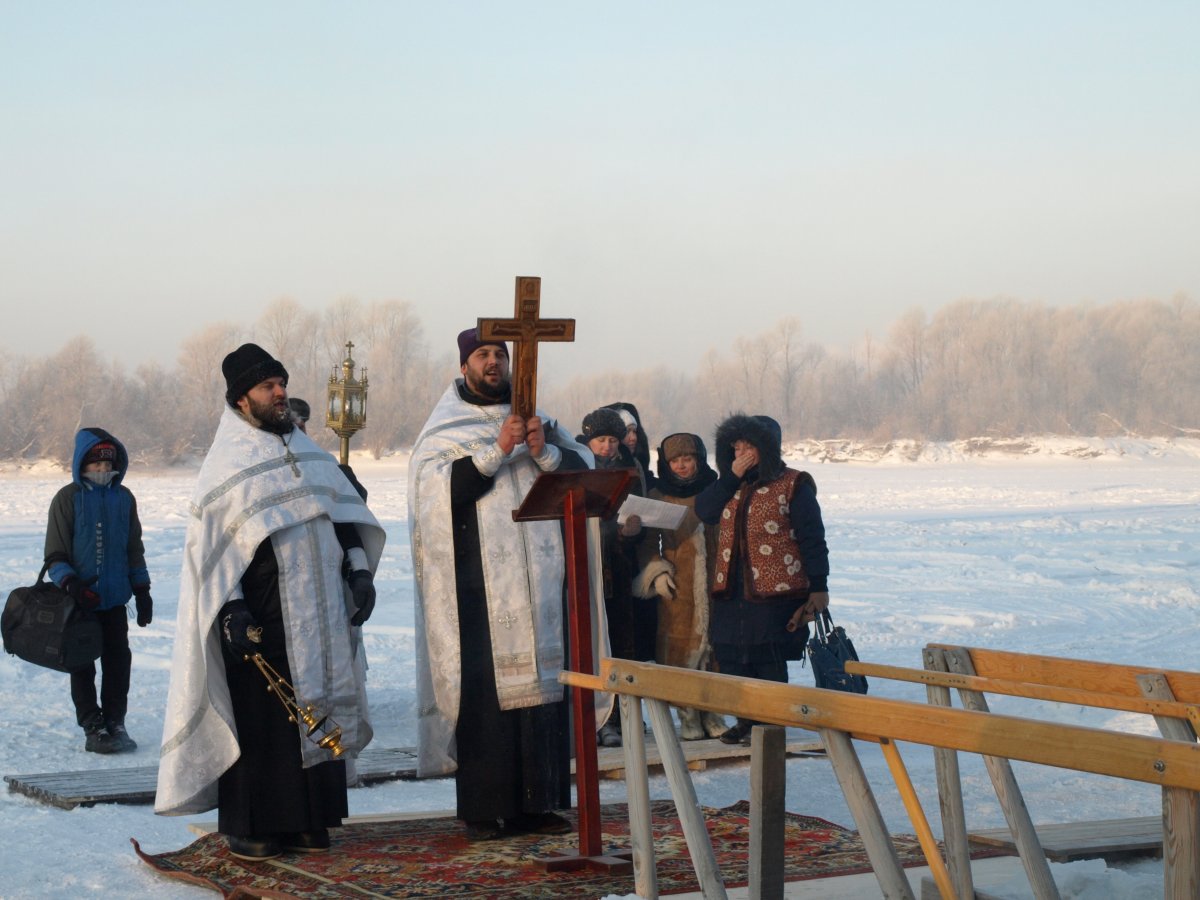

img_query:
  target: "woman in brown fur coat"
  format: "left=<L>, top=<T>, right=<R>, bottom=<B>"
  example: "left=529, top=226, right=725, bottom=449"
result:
left=634, top=433, right=728, bottom=740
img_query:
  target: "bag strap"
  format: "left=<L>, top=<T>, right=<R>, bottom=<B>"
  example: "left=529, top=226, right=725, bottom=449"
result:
left=36, top=562, right=52, bottom=585
left=813, top=607, right=833, bottom=642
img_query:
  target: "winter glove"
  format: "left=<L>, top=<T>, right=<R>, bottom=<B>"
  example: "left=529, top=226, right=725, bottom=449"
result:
left=63, top=576, right=102, bottom=611
left=220, top=600, right=262, bottom=658
left=133, top=585, right=153, bottom=627
left=348, top=570, right=376, bottom=626
left=652, top=572, right=677, bottom=601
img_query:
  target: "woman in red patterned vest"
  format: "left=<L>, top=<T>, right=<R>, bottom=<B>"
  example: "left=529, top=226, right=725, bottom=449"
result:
left=695, top=414, right=830, bottom=745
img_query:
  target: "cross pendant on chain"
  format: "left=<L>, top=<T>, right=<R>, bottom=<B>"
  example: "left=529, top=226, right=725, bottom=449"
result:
left=283, top=444, right=301, bottom=477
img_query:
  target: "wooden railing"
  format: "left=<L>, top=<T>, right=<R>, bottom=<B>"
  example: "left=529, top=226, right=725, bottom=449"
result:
left=561, top=654, right=1200, bottom=900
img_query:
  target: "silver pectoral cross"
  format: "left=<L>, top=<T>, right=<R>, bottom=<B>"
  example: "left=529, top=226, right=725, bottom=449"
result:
left=282, top=441, right=301, bottom=477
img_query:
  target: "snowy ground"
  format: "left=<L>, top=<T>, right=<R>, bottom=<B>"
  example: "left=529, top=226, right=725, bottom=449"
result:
left=1, top=437, right=1197, bottom=898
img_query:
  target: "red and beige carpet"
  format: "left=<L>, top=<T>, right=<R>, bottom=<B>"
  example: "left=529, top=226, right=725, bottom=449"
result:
left=133, top=799, right=953, bottom=898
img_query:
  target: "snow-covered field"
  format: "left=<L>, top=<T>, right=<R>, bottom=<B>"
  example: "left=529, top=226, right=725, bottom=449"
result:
left=1, top=437, right=1197, bottom=898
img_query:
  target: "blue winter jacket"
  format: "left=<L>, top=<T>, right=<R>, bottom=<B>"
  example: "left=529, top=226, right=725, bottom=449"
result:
left=44, top=428, right=150, bottom=610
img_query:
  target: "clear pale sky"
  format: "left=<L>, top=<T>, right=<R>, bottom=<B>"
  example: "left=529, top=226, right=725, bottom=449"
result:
left=3, top=2, right=1197, bottom=378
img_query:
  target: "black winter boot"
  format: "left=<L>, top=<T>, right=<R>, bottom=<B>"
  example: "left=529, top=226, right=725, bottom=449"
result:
left=105, top=720, right=137, bottom=753
left=82, top=712, right=118, bottom=754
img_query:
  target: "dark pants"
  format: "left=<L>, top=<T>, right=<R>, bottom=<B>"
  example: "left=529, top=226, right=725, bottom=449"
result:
left=218, top=648, right=348, bottom=838
left=455, top=589, right=569, bottom=823
left=71, top=606, right=131, bottom=727
left=713, top=642, right=789, bottom=729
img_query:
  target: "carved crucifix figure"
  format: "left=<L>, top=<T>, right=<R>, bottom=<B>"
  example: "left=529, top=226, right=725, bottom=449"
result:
left=478, top=276, right=575, bottom=420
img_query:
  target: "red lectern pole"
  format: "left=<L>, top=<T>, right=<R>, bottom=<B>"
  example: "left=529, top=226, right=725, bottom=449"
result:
left=562, top=486, right=602, bottom=857
left=514, top=469, right=634, bottom=873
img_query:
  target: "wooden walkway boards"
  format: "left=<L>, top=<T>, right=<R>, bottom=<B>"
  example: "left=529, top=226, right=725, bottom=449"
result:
left=3, top=746, right=419, bottom=810
left=5, top=735, right=824, bottom=810
left=967, top=815, right=1163, bottom=862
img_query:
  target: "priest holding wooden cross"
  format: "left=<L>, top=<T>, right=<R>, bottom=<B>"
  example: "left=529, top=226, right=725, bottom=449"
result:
left=407, top=277, right=608, bottom=842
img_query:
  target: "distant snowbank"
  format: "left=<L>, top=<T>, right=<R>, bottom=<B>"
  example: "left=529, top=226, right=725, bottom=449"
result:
left=784, top=435, right=1200, bottom=465
left=4, top=436, right=1200, bottom=478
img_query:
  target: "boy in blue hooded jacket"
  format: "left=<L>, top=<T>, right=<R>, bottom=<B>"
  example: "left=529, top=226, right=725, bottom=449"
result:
left=44, top=427, right=153, bottom=753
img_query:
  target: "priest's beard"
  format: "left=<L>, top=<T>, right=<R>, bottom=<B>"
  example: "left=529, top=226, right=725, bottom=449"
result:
left=465, top=368, right=511, bottom=400
left=245, top=394, right=295, bottom=435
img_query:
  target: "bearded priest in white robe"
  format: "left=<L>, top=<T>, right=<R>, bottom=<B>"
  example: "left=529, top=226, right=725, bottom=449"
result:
left=156, top=344, right=384, bottom=863
left=409, top=327, right=607, bottom=842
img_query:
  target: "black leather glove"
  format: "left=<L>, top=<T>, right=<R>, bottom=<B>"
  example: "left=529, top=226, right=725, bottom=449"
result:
left=348, top=570, right=376, bottom=626
left=63, top=576, right=102, bottom=611
left=133, top=585, right=153, bottom=627
left=220, top=600, right=262, bottom=657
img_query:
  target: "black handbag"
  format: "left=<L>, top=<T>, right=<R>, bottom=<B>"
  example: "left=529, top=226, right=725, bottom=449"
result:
left=806, top=609, right=868, bottom=694
left=2, top=563, right=103, bottom=673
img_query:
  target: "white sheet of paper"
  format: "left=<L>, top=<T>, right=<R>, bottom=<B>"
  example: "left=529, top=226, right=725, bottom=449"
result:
left=617, top=494, right=688, bottom=529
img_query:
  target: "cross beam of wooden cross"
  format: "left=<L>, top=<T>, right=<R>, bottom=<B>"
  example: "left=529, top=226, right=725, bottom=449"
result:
left=478, top=276, right=575, bottom=420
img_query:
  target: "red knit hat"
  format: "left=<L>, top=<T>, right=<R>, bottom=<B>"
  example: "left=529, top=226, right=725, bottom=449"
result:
left=83, top=442, right=117, bottom=466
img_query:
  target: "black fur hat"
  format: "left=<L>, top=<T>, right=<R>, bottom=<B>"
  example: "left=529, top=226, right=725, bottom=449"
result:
left=714, top=412, right=785, bottom=482
left=288, top=397, right=311, bottom=421
left=222, top=343, right=289, bottom=407
left=581, top=408, right=626, bottom=441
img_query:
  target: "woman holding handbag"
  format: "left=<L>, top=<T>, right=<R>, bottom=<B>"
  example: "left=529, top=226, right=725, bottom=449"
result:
left=694, top=414, right=830, bottom=745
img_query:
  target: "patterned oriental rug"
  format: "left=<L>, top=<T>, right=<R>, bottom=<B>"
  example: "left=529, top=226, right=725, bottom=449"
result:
left=133, top=800, right=952, bottom=899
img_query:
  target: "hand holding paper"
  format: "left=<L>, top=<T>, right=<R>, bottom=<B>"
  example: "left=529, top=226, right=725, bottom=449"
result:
left=616, top=494, right=688, bottom=529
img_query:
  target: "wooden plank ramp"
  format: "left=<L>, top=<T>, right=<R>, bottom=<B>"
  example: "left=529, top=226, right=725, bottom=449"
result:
left=5, top=734, right=824, bottom=810
left=4, top=746, right=421, bottom=810
left=967, top=815, right=1163, bottom=862
left=595, top=734, right=825, bottom=779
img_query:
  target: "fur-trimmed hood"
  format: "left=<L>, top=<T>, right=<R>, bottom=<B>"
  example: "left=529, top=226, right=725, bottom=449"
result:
left=714, top=413, right=786, bottom=484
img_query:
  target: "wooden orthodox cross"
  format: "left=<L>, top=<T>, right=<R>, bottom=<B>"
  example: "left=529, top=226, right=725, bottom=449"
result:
left=477, top=276, right=575, bottom=419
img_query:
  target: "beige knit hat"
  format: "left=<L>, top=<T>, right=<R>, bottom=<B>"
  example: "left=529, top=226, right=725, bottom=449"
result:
left=661, top=433, right=700, bottom=462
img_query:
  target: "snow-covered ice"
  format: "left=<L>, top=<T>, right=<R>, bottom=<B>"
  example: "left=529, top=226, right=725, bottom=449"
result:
left=1, top=437, right=1197, bottom=898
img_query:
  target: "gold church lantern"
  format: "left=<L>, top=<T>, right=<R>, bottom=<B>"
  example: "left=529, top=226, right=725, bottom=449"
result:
left=326, top=340, right=368, bottom=466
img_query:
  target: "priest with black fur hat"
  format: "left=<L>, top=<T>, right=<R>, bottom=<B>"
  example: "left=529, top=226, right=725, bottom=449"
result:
left=156, top=343, right=385, bottom=862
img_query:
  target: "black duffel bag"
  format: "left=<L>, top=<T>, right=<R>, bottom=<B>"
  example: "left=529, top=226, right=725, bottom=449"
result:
left=2, top=563, right=103, bottom=673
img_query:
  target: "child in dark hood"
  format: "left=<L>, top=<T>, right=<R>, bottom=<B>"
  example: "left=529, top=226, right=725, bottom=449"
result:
left=695, top=414, right=830, bottom=745
left=580, top=407, right=649, bottom=747
left=604, top=401, right=654, bottom=491
left=44, top=427, right=153, bottom=754
left=634, top=432, right=728, bottom=739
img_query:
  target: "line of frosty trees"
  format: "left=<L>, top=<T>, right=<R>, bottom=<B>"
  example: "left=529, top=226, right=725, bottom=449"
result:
left=1, top=294, right=1197, bottom=467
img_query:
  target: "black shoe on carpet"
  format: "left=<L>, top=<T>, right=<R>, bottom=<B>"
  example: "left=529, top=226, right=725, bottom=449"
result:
left=463, top=819, right=504, bottom=841
left=227, top=835, right=282, bottom=861
left=281, top=828, right=330, bottom=852
left=505, top=811, right=573, bottom=835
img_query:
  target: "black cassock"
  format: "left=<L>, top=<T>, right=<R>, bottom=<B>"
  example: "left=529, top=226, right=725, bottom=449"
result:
left=217, top=537, right=349, bottom=838
left=448, top=445, right=584, bottom=823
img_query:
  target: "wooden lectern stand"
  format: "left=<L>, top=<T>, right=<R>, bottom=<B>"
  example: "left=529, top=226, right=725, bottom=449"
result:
left=513, top=468, right=635, bottom=873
